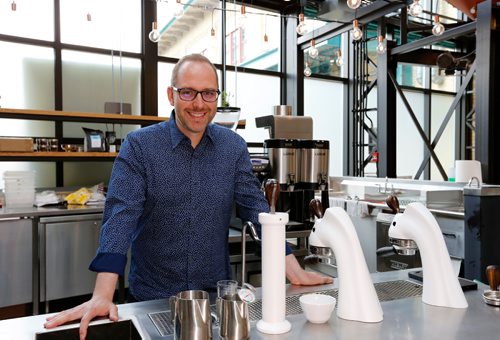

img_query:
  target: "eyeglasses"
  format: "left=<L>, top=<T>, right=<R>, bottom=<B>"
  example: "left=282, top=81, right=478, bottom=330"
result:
left=172, top=86, right=220, bottom=102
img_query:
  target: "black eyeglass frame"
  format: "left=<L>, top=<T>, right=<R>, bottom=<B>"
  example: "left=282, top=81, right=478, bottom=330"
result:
left=171, top=86, right=221, bottom=102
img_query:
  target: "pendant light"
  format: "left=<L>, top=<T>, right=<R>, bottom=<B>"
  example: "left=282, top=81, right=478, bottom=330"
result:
left=264, top=15, right=268, bottom=43
left=376, top=35, right=386, bottom=54
left=296, top=12, right=307, bottom=35
left=351, top=20, right=362, bottom=41
left=408, top=0, right=423, bottom=17
left=335, top=49, right=344, bottom=66
left=308, top=39, right=319, bottom=59
left=432, top=15, right=445, bottom=36
left=304, top=62, right=312, bottom=77
left=346, top=0, right=362, bottom=10
left=148, top=21, right=161, bottom=42
left=210, top=9, right=216, bottom=38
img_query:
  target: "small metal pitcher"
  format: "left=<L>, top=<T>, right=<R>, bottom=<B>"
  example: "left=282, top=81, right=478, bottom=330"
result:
left=170, top=290, right=212, bottom=340
left=216, top=294, right=250, bottom=340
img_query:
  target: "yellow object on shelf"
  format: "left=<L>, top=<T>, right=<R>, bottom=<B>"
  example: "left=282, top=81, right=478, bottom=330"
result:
left=64, top=187, right=91, bottom=205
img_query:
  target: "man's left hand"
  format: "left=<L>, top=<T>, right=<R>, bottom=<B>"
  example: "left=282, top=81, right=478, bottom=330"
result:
left=285, top=254, right=333, bottom=286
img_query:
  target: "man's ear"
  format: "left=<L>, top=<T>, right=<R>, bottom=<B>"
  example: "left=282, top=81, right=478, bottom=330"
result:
left=167, top=86, right=174, bottom=106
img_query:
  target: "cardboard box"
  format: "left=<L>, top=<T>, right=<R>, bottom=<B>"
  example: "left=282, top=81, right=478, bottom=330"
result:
left=0, top=137, right=34, bottom=152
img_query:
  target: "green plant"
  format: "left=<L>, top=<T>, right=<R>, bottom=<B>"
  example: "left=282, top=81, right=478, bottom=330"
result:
left=221, top=91, right=230, bottom=107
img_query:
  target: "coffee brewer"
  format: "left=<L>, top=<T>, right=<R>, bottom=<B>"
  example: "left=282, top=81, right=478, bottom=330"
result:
left=264, top=138, right=330, bottom=226
left=255, top=108, right=330, bottom=227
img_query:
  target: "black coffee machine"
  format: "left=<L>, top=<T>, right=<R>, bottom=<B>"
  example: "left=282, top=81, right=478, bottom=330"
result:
left=264, top=138, right=330, bottom=227
left=255, top=108, right=330, bottom=227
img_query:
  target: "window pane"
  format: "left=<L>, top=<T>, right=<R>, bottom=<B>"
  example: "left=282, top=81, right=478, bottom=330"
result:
left=303, top=34, right=343, bottom=77
left=62, top=50, right=141, bottom=115
left=158, top=62, right=175, bottom=118
left=225, top=71, right=279, bottom=143
left=397, top=64, right=427, bottom=88
left=430, top=93, right=456, bottom=181
left=60, top=0, right=141, bottom=53
left=156, top=0, right=222, bottom=62
left=0, top=42, right=55, bottom=110
left=0, top=0, right=54, bottom=41
left=396, top=89, right=425, bottom=178
left=225, top=3, right=280, bottom=70
left=304, top=78, right=344, bottom=176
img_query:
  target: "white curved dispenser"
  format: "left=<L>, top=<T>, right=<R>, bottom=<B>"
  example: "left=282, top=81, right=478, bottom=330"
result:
left=389, top=202, right=468, bottom=308
left=309, top=206, right=383, bottom=323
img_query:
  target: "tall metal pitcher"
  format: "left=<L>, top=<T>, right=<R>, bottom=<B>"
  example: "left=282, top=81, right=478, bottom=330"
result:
left=216, top=294, right=250, bottom=340
left=169, top=290, right=213, bottom=340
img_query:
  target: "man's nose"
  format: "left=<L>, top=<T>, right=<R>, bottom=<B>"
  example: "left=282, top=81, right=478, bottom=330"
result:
left=192, top=92, right=206, bottom=106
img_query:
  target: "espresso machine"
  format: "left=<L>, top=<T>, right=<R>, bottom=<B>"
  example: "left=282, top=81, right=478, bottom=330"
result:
left=256, top=106, right=330, bottom=227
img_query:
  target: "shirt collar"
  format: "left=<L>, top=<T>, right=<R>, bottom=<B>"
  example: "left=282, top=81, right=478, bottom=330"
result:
left=168, top=110, right=215, bottom=149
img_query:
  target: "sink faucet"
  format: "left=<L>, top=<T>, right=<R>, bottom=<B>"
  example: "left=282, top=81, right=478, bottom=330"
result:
left=308, top=200, right=383, bottom=323
left=388, top=202, right=468, bottom=308
left=240, top=221, right=260, bottom=285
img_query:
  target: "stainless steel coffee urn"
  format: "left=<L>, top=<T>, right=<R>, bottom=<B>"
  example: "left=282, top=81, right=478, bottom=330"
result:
left=298, top=140, right=330, bottom=190
left=264, top=139, right=299, bottom=191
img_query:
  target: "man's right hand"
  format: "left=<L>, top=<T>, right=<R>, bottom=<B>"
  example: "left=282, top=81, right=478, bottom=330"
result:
left=43, top=272, right=119, bottom=340
left=44, top=296, right=118, bottom=340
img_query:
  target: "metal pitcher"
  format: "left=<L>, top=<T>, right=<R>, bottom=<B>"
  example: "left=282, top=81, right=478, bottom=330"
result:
left=216, top=294, right=250, bottom=340
left=169, top=290, right=213, bottom=340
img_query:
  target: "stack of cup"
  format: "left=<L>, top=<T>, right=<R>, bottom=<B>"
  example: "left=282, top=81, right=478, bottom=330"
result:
left=3, top=170, right=35, bottom=208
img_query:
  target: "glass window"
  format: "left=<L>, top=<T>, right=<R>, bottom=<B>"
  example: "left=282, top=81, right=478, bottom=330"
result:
left=304, top=34, right=343, bottom=77
left=397, top=63, right=427, bottom=89
left=224, top=3, right=280, bottom=70
left=430, top=93, right=456, bottom=181
left=304, top=78, right=345, bottom=176
left=225, top=71, right=279, bottom=143
left=156, top=0, right=222, bottom=62
left=60, top=0, right=141, bottom=53
left=61, top=50, right=141, bottom=115
left=0, top=0, right=54, bottom=41
left=0, top=42, right=55, bottom=111
left=396, top=89, right=425, bottom=178
left=158, top=62, right=175, bottom=118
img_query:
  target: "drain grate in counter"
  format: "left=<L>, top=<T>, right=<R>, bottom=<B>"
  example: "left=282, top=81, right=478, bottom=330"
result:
left=148, top=311, right=174, bottom=337
left=148, top=280, right=422, bottom=337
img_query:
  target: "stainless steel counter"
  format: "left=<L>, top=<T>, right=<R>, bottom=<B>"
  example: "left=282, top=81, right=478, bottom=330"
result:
left=0, top=204, right=310, bottom=315
left=0, top=204, right=105, bottom=219
left=2, top=270, right=500, bottom=339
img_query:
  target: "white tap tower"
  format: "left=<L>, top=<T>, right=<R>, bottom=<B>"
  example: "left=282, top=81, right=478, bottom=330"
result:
left=256, top=211, right=292, bottom=334
left=389, top=202, right=468, bottom=308
left=309, top=207, right=383, bottom=322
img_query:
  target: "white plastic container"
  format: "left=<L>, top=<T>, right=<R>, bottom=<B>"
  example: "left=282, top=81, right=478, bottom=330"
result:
left=3, top=171, right=35, bottom=208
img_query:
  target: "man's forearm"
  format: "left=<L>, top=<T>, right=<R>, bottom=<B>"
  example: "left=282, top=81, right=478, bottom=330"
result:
left=93, top=272, right=119, bottom=301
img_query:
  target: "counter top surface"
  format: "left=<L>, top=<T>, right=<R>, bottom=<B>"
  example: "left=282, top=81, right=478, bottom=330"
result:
left=0, top=204, right=105, bottom=219
left=2, top=270, right=499, bottom=339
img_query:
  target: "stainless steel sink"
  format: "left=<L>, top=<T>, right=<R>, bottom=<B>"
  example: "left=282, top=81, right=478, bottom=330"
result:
left=35, top=320, right=141, bottom=340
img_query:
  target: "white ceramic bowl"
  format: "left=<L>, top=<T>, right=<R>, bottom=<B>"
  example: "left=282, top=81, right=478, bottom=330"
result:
left=299, top=293, right=336, bottom=324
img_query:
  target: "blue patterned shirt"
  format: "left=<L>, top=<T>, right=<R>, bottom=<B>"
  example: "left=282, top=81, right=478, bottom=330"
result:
left=89, top=111, right=290, bottom=301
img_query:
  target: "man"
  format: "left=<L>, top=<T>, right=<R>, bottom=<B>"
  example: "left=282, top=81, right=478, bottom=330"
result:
left=44, top=54, right=332, bottom=339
